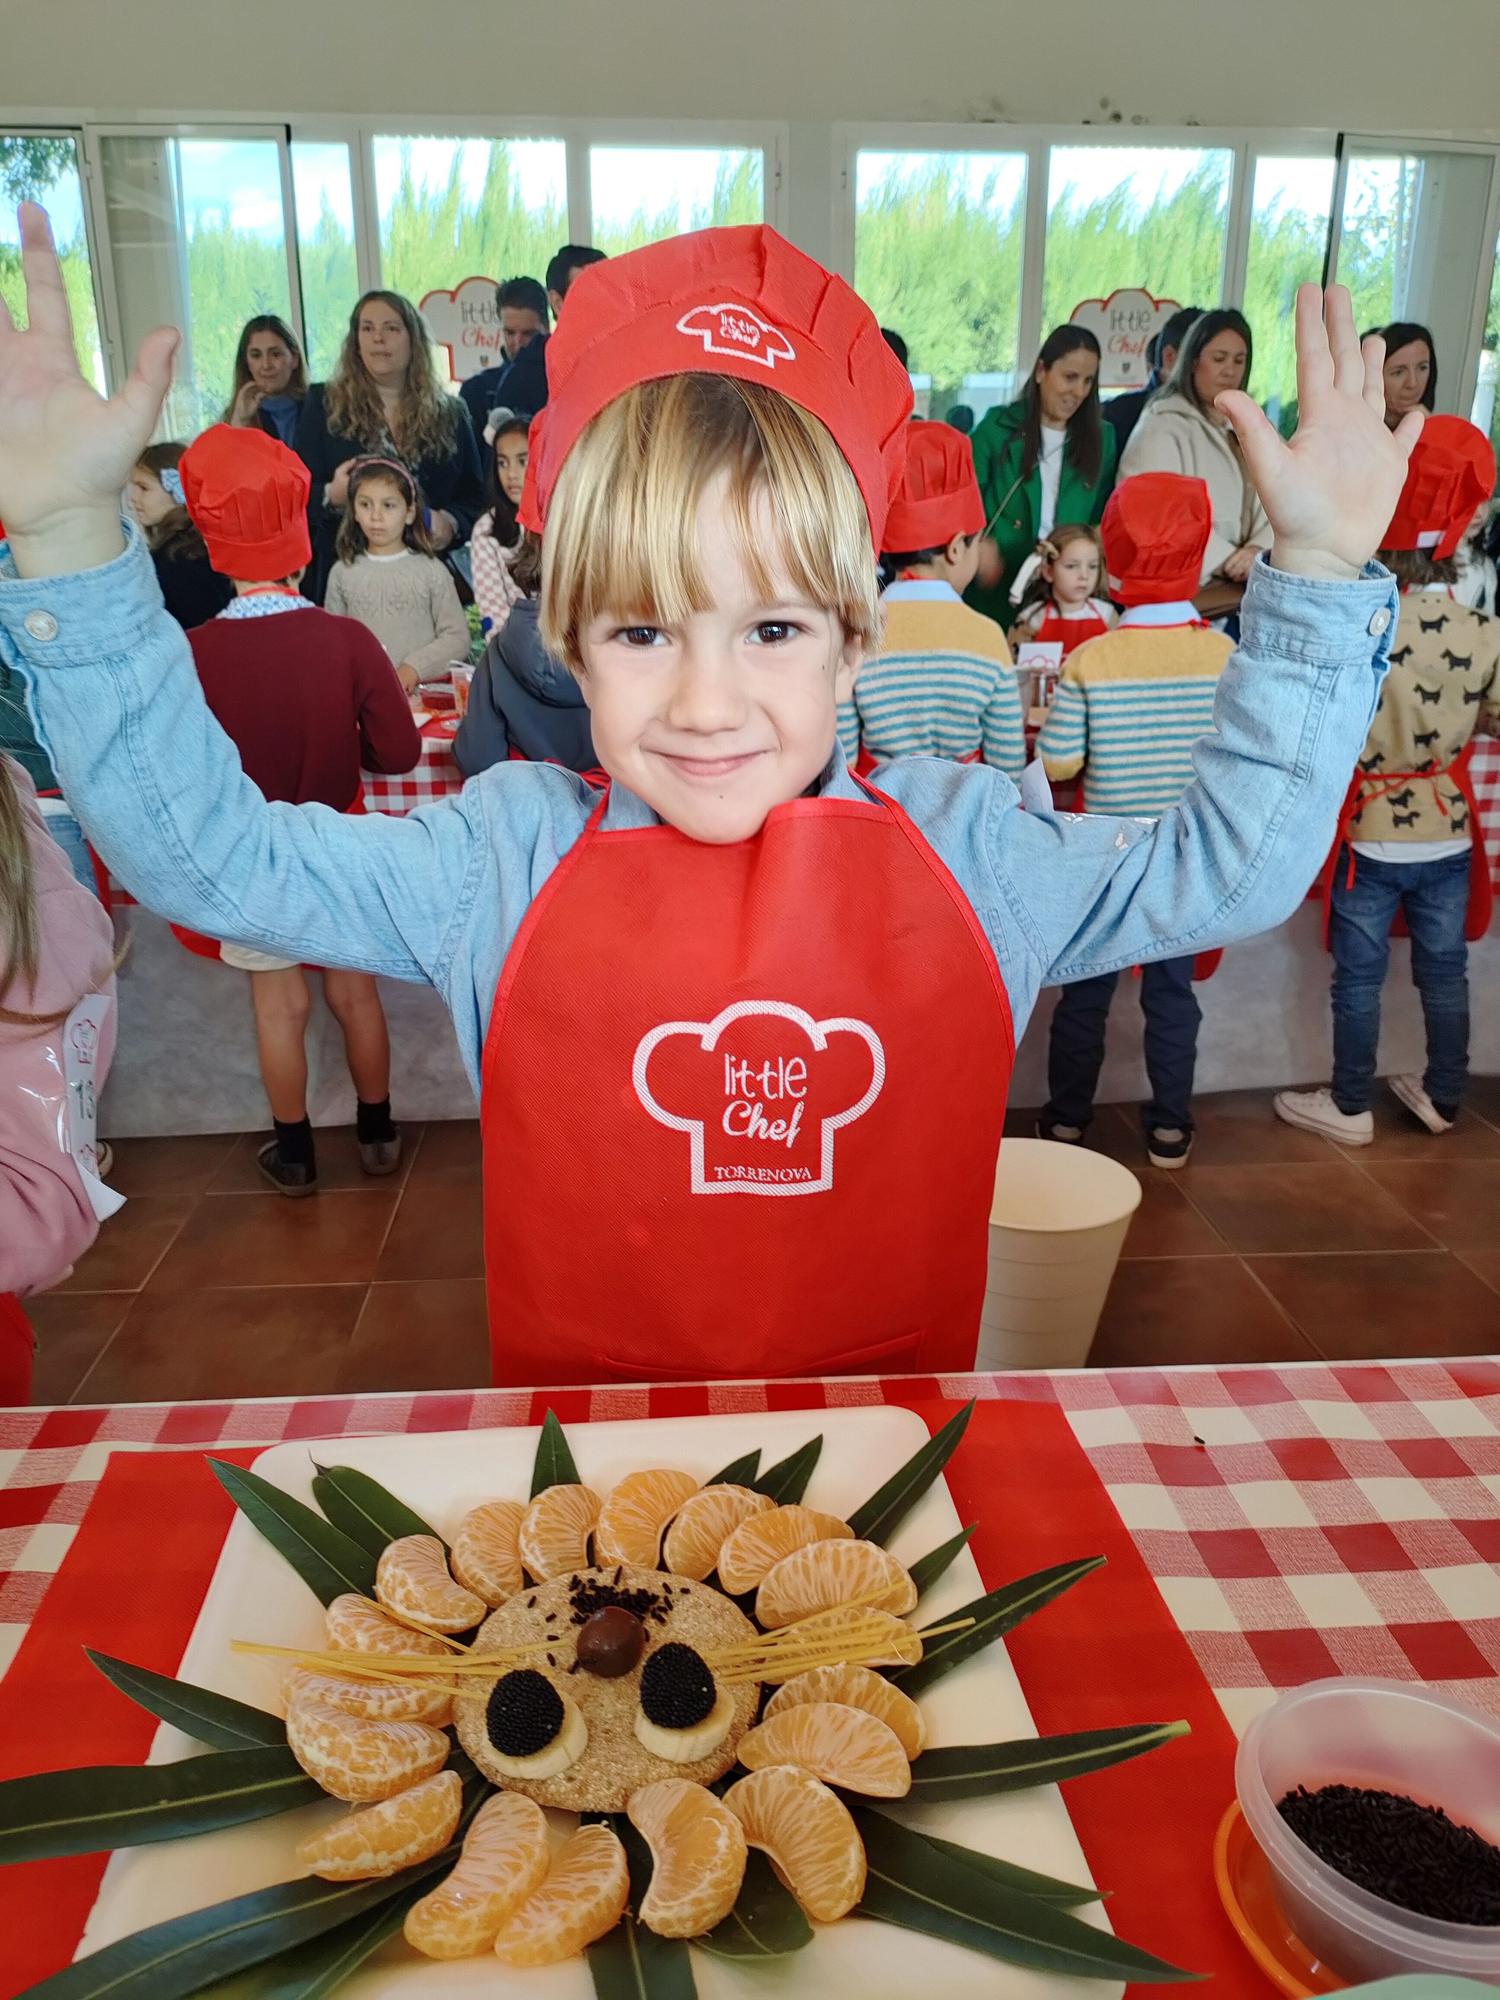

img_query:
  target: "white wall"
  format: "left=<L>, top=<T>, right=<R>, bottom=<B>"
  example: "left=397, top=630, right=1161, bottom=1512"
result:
left=7, top=0, right=1500, bottom=137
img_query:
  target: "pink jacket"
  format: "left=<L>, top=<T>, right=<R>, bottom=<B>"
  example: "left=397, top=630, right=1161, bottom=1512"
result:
left=0, top=761, right=117, bottom=1294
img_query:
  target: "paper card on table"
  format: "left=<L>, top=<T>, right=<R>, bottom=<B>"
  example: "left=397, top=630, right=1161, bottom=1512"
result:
left=63, top=993, right=125, bottom=1222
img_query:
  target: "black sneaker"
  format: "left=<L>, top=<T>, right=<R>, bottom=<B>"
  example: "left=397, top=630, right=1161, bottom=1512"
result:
left=257, top=1139, right=318, bottom=1197
left=1035, top=1116, right=1086, bottom=1144
left=1146, top=1126, right=1194, bottom=1171
left=359, top=1130, right=403, bottom=1177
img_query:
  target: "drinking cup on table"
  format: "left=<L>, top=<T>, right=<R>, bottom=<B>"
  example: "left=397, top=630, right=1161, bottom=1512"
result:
left=450, top=664, right=474, bottom=718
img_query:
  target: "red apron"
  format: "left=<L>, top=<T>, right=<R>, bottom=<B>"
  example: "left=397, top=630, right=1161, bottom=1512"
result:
left=1031, top=602, right=1111, bottom=658
left=0, top=1294, right=34, bottom=1404
left=1316, top=743, right=1492, bottom=946
left=479, top=779, right=1014, bottom=1387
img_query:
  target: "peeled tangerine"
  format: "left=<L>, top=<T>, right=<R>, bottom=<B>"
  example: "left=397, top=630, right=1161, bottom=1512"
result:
left=376, top=1534, right=486, bottom=1634
left=296, top=1769, right=460, bottom=1880
left=283, top=1666, right=451, bottom=1728
left=404, top=1791, right=551, bottom=1959
left=519, top=1483, right=601, bottom=1581
left=627, top=1779, right=747, bottom=1937
left=765, top=1662, right=926, bottom=1759
left=595, top=1468, right=699, bottom=1568
left=662, top=1484, right=773, bottom=1581
left=323, top=1593, right=452, bottom=1660
left=724, top=1765, right=866, bottom=1923
left=450, top=1499, right=525, bottom=1607
left=492, top=1822, right=630, bottom=1966
left=286, top=1689, right=449, bottom=1802
left=755, top=1538, right=918, bottom=1630
left=737, top=1701, right=912, bottom=1798
left=715, top=1505, right=853, bottom=1596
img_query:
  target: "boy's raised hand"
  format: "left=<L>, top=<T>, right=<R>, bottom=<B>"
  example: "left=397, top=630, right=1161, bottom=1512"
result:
left=0, top=203, right=177, bottom=577
left=1217, top=282, right=1423, bottom=582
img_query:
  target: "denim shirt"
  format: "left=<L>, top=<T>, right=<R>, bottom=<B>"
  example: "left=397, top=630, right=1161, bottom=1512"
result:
left=0, top=526, right=1396, bottom=1092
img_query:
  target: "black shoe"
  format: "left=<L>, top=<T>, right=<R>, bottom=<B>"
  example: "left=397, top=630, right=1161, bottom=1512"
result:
left=257, top=1139, right=318, bottom=1197
left=1146, top=1126, right=1194, bottom=1171
left=1036, top=1115, right=1086, bottom=1145
left=359, top=1130, right=403, bottom=1177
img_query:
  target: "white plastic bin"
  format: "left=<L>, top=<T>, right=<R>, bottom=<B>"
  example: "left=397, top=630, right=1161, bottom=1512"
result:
left=980, top=1139, right=1142, bottom=1369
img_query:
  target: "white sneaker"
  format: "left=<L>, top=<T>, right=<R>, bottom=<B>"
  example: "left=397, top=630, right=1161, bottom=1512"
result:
left=1273, top=1087, right=1374, bottom=1147
left=1388, top=1074, right=1454, bottom=1134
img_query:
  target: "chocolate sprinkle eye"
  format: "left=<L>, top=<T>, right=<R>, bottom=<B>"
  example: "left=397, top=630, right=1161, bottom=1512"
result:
left=486, top=1668, right=564, bottom=1759
left=1278, top=1784, right=1500, bottom=1926
left=640, top=1642, right=717, bottom=1730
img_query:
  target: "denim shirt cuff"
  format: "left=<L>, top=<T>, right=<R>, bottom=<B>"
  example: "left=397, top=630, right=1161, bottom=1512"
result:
left=0, top=520, right=161, bottom=670
left=1243, top=554, right=1399, bottom=670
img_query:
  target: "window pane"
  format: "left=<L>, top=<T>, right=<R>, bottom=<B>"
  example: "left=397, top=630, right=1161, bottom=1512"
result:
left=854, top=150, right=1026, bottom=419
left=0, top=134, right=104, bottom=390
left=100, top=135, right=293, bottom=438
left=1244, top=155, right=1335, bottom=434
left=1042, top=145, right=1232, bottom=340
left=372, top=135, right=567, bottom=382
left=291, top=140, right=358, bottom=382
left=1473, top=237, right=1500, bottom=460
left=589, top=147, right=763, bottom=258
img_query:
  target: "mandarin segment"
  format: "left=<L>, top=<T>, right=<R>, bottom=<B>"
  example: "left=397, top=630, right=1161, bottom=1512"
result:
left=724, top=1764, right=866, bottom=1923
left=285, top=1689, right=449, bottom=1802
left=518, top=1483, right=602, bottom=1581
left=595, top=1468, right=699, bottom=1569
left=284, top=1665, right=452, bottom=1728
left=404, top=1791, right=551, bottom=1960
left=755, top=1538, right=918, bottom=1629
left=628, top=1778, right=748, bottom=1937
left=323, top=1593, right=452, bottom=1659
left=375, top=1534, right=486, bottom=1635
left=765, top=1662, right=926, bottom=1758
left=450, top=1500, right=526, bottom=1607
left=294, top=1769, right=461, bottom=1880
left=736, top=1700, right=912, bottom=1797
left=491, top=1821, right=630, bottom=1966
left=662, top=1484, right=774, bottom=1581
left=715, top=1505, right=853, bottom=1596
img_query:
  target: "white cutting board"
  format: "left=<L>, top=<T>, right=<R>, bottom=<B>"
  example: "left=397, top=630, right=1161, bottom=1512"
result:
left=80, top=1406, right=1123, bottom=1999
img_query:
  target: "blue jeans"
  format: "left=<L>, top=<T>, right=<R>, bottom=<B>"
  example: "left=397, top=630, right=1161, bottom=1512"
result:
left=1329, top=847, right=1471, bottom=1116
left=1045, top=954, right=1202, bottom=1134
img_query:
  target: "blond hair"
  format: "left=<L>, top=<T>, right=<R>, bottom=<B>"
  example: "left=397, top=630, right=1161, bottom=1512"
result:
left=539, top=375, right=879, bottom=673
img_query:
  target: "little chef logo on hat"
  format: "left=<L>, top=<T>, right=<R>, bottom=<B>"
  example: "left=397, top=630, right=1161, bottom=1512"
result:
left=675, top=303, right=797, bottom=369
left=632, top=1001, right=885, bottom=1197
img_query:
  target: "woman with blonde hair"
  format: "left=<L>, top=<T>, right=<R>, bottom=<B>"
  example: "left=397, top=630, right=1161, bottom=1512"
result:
left=294, top=289, right=484, bottom=600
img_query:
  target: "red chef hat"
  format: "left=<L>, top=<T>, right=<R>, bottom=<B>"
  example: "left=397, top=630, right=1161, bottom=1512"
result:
left=1381, top=415, right=1496, bottom=562
left=180, top=425, right=312, bottom=580
left=1102, top=473, right=1213, bottom=606
left=518, top=225, right=913, bottom=551
left=882, top=421, right=985, bottom=554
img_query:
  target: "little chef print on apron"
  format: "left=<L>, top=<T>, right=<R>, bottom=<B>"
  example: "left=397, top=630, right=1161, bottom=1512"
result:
left=480, top=779, right=1014, bottom=1387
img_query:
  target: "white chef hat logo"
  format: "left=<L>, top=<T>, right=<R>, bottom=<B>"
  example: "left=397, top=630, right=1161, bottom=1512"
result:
left=676, top=303, right=797, bottom=370
left=632, top=1000, right=884, bottom=1197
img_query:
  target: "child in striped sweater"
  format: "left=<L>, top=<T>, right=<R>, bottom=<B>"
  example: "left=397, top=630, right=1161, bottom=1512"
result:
left=839, top=422, right=1025, bottom=776
left=1036, top=474, right=1232, bottom=1168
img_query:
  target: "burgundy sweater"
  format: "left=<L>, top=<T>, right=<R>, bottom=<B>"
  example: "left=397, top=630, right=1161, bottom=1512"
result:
left=187, top=607, right=421, bottom=809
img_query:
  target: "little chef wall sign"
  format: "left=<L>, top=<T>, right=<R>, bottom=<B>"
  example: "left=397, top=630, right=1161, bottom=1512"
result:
left=419, top=276, right=505, bottom=381
left=1068, top=287, right=1181, bottom=392
left=632, top=1001, right=885, bottom=1195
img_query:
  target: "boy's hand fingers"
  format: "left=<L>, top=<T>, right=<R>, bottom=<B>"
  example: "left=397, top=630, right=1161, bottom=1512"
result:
left=1358, top=334, right=1388, bottom=422
left=0, top=291, right=15, bottom=337
left=1294, top=283, right=1333, bottom=411
left=1391, top=407, right=1426, bottom=463
left=1324, top=284, right=1363, bottom=397
left=115, top=326, right=179, bottom=438
left=1216, top=391, right=1284, bottom=479
left=18, top=202, right=74, bottom=345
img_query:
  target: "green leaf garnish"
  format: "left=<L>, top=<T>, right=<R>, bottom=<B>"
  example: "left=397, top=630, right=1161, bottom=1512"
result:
left=0, top=1746, right=322, bottom=1864
left=906, top=1525, right=976, bottom=1599
left=207, top=1460, right=376, bottom=1607
left=310, top=1465, right=441, bottom=1560
left=897, top=1555, right=1105, bottom=1696
left=908, top=1826, right=1105, bottom=1907
left=753, top=1435, right=822, bottom=1506
left=695, top=1849, right=814, bottom=1961
left=585, top=1817, right=697, bottom=1998
left=846, top=1401, right=974, bottom=1545
left=703, top=1448, right=761, bottom=1487
left=530, top=1409, right=581, bottom=1499
left=86, top=1652, right=286, bottom=1751
left=907, top=1720, right=1191, bottom=1801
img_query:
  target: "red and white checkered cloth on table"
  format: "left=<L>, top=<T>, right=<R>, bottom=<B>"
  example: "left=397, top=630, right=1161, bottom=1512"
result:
left=361, top=713, right=465, bottom=816
left=1471, top=735, right=1500, bottom=895
left=4, top=1357, right=1500, bottom=1734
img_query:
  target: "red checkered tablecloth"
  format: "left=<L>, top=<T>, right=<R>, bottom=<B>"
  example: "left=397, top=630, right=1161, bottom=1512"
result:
left=1472, top=736, right=1500, bottom=895
left=360, top=711, right=465, bottom=815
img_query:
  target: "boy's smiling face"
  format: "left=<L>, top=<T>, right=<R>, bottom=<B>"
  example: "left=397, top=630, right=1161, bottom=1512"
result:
left=578, top=476, right=861, bottom=845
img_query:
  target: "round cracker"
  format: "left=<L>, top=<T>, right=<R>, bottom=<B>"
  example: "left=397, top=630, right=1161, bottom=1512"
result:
left=454, top=1565, right=761, bottom=1812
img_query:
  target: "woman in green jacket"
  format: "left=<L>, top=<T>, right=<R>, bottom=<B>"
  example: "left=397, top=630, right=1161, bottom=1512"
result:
left=966, top=325, right=1117, bottom=627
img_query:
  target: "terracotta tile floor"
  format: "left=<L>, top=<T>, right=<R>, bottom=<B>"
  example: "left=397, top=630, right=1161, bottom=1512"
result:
left=23, top=1087, right=1500, bottom=1406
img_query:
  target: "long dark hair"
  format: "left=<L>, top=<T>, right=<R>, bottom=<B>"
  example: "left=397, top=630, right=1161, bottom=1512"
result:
left=1163, top=309, right=1253, bottom=415
left=485, top=413, right=531, bottom=550
left=1379, top=322, right=1438, bottom=411
left=220, top=314, right=307, bottom=423
left=335, top=458, right=438, bottom=565
left=1021, top=327, right=1104, bottom=489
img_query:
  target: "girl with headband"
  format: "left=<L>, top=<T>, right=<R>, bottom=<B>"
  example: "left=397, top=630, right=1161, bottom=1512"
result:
left=325, top=456, right=469, bottom=696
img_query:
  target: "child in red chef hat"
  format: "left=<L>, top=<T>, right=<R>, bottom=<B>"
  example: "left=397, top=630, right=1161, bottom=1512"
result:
left=838, top=420, right=1024, bottom=776
left=0, top=211, right=1419, bottom=1386
left=1035, top=474, right=1234, bottom=1169
left=1276, top=417, right=1500, bottom=1145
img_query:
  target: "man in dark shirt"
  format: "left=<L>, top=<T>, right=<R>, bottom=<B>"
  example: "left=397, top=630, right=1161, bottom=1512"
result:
left=459, top=275, right=551, bottom=437
left=1103, top=304, right=1203, bottom=458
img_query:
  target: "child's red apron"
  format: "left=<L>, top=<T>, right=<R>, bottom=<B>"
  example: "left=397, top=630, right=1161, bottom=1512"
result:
left=1031, top=603, right=1111, bottom=658
left=1315, top=743, right=1492, bottom=946
left=479, top=779, right=1014, bottom=1387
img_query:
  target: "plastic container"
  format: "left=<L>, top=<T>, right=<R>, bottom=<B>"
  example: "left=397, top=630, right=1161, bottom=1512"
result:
left=450, top=663, right=474, bottom=719
left=1236, top=1678, right=1500, bottom=1987
left=978, top=1138, right=1141, bottom=1369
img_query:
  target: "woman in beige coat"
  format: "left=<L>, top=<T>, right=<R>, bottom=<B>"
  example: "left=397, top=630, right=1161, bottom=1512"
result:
left=1119, top=309, right=1269, bottom=595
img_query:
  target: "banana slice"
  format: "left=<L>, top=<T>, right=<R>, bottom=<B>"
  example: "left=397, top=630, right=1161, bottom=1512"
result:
left=635, top=1689, right=736, bottom=1764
